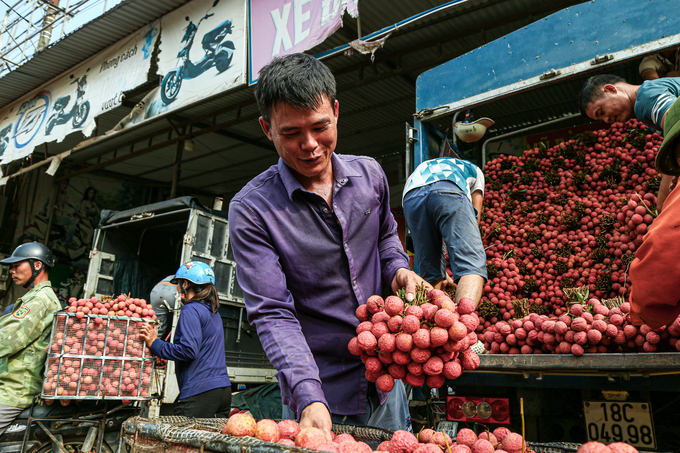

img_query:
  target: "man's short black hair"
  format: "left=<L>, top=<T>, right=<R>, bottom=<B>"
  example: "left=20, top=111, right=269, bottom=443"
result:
left=255, top=53, right=337, bottom=122
left=578, top=74, right=626, bottom=119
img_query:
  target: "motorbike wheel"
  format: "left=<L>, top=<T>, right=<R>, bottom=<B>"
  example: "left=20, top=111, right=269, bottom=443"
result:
left=31, top=437, right=114, bottom=453
left=215, top=45, right=234, bottom=73
left=72, top=102, right=90, bottom=128
left=45, top=118, right=57, bottom=135
left=161, top=70, right=182, bottom=104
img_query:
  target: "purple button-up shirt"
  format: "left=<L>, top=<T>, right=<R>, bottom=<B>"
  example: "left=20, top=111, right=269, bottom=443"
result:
left=228, top=153, right=409, bottom=419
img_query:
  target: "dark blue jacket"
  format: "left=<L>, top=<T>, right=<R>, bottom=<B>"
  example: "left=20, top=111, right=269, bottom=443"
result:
left=150, top=300, right=230, bottom=399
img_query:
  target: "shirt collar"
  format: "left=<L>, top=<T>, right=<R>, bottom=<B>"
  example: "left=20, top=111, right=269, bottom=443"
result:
left=278, top=153, right=362, bottom=201
left=20, top=280, right=52, bottom=300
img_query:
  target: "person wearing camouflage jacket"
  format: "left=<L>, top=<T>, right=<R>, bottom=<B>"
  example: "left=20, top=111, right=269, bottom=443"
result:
left=0, top=242, right=60, bottom=435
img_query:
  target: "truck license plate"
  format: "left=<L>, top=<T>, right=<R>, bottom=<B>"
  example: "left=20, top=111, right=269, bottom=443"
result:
left=583, top=401, right=655, bottom=449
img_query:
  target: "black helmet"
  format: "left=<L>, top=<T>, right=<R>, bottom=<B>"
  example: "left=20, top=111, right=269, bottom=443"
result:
left=1, top=242, right=55, bottom=267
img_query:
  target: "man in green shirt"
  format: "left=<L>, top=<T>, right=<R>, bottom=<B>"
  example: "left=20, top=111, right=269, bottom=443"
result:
left=0, top=242, right=60, bottom=435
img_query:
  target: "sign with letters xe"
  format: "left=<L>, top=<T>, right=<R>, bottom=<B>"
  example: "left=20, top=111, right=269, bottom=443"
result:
left=248, top=0, right=359, bottom=85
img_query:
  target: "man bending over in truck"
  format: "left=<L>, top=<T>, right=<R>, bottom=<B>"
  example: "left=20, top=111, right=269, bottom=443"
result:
left=578, top=73, right=680, bottom=213
left=402, top=157, right=487, bottom=308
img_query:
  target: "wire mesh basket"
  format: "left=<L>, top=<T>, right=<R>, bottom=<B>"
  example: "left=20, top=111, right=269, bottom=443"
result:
left=122, top=417, right=394, bottom=453
left=42, top=312, right=155, bottom=400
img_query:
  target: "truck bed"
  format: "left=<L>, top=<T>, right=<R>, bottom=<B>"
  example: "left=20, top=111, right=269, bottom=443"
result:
left=477, top=352, right=680, bottom=375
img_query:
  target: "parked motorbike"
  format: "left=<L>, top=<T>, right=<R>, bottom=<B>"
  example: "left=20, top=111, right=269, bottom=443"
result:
left=161, top=0, right=235, bottom=104
left=0, top=124, right=11, bottom=157
left=45, top=75, right=90, bottom=135
left=0, top=399, right=138, bottom=453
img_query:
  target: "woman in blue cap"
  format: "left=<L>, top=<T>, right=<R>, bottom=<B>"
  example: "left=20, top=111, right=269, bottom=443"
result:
left=140, top=261, right=231, bottom=417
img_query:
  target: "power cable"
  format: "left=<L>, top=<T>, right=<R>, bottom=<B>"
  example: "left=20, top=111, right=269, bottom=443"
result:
left=0, top=0, right=32, bottom=24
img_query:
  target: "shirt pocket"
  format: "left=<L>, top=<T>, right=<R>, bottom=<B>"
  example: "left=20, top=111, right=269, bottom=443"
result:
left=22, top=347, right=35, bottom=367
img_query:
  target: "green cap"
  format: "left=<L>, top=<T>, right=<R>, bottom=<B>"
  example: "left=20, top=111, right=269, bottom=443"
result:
left=655, top=97, right=680, bottom=176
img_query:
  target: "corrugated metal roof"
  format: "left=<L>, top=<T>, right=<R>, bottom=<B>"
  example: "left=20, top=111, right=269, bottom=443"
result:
left=4, top=0, right=592, bottom=202
left=0, top=0, right=190, bottom=109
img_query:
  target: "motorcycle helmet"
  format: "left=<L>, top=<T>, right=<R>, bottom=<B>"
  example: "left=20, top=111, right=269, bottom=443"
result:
left=1, top=242, right=55, bottom=288
left=453, top=110, right=494, bottom=143
left=172, top=261, right=216, bottom=286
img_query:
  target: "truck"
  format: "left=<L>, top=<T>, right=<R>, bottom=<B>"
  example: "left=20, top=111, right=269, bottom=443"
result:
left=83, top=196, right=276, bottom=416
left=408, top=0, right=680, bottom=450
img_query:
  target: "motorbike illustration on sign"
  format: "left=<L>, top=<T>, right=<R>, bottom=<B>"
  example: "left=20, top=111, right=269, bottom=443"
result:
left=0, top=123, right=11, bottom=157
left=161, top=0, right=235, bottom=104
left=45, top=74, right=90, bottom=135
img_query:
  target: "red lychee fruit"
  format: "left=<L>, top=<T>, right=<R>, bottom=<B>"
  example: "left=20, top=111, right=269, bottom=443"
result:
left=358, top=331, right=378, bottom=351
left=461, top=351, right=480, bottom=370
left=388, top=316, right=404, bottom=332
left=455, top=428, right=477, bottom=447
left=366, top=295, right=385, bottom=314
left=448, top=322, right=468, bottom=341
left=477, top=432, right=497, bottom=444
left=320, top=443, right=340, bottom=452
left=607, top=443, right=637, bottom=453
left=430, top=327, right=449, bottom=347
left=434, top=309, right=455, bottom=328
left=492, top=427, right=511, bottom=443
left=457, top=298, right=475, bottom=315
left=376, top=373, right=395, bottom=392
left=460, top=314, right=480, bottom=333
left=404, top=305, right=423, bottom=320
left=423, top=356, right=444, bottom=375
left=388, top=430, right=419, bottom=453
left=413, top=329, right=431, bottom=349
left=421, top=303, right=438, bottom=321
left=357, top=321, right=373, bottom=334
left=430, top=431, right=452, bottom=448
left=388, top=363, right=406, bottom=379
left=222, top=413, right=257, bottom=437
left=337, top=441, right=359, bottom=453
left=402, top=315, right=421, bottom=334
left=471, top=439, right=494, bottom=453
left=413, top=445, right=442, bottom=453
left=404, top=372, right=425, bottom=386
left=277, top=439, right=295, bottom=446
left=334, top=434, right=356, bottom=444
left=277, top=419, right=301, bottom=440
left=296, top=427, right=327, bottom=450
left=378, top=333, right=397, bottom=353
left=255, top=419, right=280, bottom=442
left=356, top=305, right=370, bottom=322
left=376, top=441, right=391, bottom=451
left=356, top=442, right=373, bottom=453
left=575, top=441, right=612, bottom=453
left=410, top=347, right=431, bottom=364
left=501, top=433, right=526, bottom=453
left=385, top=296, right=405, bottom=316
left=571, top=317, right=587, bottom=332
left=425, top=374, right=445, bottom=389
left=451, top=446, right=472, bottom=453
left=418, top=429, right=435, bottom=443
left=443, top=360, right=463, bottom=379
left=348, top=337, right=362, bottom=356
left=396, top=333, right=414, bottom=352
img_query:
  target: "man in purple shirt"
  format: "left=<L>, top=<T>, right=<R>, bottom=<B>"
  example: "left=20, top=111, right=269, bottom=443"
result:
left=228, top=53, right=428, bottom=438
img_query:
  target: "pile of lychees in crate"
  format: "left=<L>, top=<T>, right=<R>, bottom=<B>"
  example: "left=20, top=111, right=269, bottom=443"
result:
left=42, top=294, right=157, bottom=404
left=346, top=287, right=481, bottom=390
left=219, top=412, right=640, bottom=453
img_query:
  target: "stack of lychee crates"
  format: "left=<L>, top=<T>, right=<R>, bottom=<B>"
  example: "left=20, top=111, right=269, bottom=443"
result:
left=42, top=311, right=155, bottom=401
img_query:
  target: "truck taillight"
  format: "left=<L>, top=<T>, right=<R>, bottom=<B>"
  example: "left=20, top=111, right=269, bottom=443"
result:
left=446, top=396, right=511, bottom=425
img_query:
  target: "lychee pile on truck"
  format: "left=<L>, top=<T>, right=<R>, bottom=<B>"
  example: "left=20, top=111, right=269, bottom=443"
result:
left=28, top=1, right=680, bottom=453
